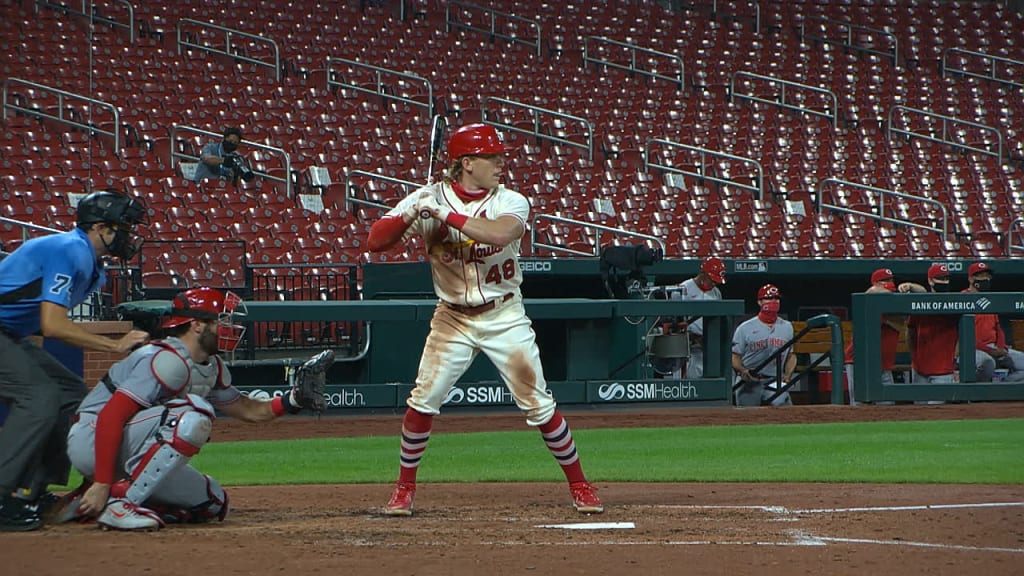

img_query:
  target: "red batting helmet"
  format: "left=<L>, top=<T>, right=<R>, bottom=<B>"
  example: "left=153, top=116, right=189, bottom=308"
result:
left=447, top=123, right=505, bottom=159
left=700, top=256, right=726, bottom=284
left=160, top=287, right=247, bottom=352
left=757, top=284, right=781, bottom=300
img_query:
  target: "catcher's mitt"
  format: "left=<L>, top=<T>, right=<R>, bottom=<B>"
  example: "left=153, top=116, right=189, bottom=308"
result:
left=290, top=349, right=334, bottom=414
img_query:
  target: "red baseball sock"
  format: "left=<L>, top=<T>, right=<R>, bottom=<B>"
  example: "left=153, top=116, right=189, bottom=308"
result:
left=397, top=408, right=433, bottom=484
left=538, top=411, right=586, bottom=483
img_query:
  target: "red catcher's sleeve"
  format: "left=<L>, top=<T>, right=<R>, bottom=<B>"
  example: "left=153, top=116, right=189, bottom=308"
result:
left=367, top=215, right=412, bottom=252
left=93, top=392, right=143, bottom=484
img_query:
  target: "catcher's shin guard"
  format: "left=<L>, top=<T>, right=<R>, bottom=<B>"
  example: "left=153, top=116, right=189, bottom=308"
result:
left=126, top=410, right=211, bottom=505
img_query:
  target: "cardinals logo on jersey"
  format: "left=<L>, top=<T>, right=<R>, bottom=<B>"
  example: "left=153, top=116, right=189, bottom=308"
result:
left=432, top=239, right=502, bottom=265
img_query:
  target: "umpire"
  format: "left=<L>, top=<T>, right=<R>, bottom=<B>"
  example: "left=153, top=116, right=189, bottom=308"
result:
left=0, top=190, right=150, bottom=531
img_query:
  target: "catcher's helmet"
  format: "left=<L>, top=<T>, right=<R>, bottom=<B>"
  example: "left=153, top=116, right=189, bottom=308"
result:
left=447, top=123, right=505, bottom=159
left=701, top=256, right=726, bottom=284
left=161, top=287, right=247, bottom=352
left=757, top=284, right=781, bottom=300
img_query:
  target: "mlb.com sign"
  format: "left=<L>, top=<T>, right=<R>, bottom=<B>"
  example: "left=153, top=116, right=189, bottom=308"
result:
left=595, top=381, right=699, bottom=402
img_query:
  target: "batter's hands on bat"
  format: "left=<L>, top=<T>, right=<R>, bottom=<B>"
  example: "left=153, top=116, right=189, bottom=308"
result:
left=416, top=195, right=451, bottom=221
left=78, top=482, right=112, bottom=517
left=403, top=190, right=434, bottom=222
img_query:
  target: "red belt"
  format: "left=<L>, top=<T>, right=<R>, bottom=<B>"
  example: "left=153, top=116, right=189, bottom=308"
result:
left=446, top=293, right=513, bottom=316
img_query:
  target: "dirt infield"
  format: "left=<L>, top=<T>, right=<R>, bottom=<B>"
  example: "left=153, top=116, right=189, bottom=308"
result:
left=6, top=403, right=1024, bottom=576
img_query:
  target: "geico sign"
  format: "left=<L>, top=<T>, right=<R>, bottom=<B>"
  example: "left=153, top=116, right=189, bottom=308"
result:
left=597, top=382, right=699, bottom=401
left=520, top=261, right=552, bottom=272
left=443, top=385, right=514, bottom=405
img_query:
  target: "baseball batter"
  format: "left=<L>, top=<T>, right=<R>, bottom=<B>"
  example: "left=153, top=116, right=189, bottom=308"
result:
left=667, top=256, right=726, bottom=379
left=732, top=284, right=795, bottom=407
left=366, top=123, right=602, bottom=516
left=63, top=288, right=316, bottom=531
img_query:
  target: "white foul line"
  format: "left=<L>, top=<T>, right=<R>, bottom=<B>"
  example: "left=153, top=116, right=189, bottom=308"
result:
left=817, top=537, right=1024, bottom=554
left=789, top=502, right=1024, bottom=514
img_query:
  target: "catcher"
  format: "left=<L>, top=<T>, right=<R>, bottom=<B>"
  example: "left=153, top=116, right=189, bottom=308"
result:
left=57, top=287, right=330, bottom=530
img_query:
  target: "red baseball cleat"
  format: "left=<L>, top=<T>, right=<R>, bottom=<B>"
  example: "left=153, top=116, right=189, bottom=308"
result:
left=384, top=482, right=416, bottom=516
left=570, top=481, right=604, bottom=514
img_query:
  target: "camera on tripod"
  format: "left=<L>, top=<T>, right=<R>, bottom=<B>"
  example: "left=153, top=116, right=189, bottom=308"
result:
left=599, top=244, right=664, bottom=299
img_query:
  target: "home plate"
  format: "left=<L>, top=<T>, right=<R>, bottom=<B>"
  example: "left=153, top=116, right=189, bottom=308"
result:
left=536, top=522, right=635, bottom=530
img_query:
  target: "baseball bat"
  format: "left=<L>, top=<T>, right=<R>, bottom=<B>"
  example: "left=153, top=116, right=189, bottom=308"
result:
left=420, top=114, right=447, bottom=219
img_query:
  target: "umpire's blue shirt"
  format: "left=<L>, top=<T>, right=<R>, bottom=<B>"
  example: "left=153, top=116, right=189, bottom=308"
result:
left=0, top=228, right=104, bottom=338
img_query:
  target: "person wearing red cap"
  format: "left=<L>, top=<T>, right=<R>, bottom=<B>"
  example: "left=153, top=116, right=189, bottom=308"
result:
left=62, top=288, right=327, bottom=531
left=664, top=256, right=726, bottom=379
left=964, top=263, right=1024, bottom=382
left=844, top=268, right=903, bottom=405
left=368, top=123, right=603, bottom=517
left=731, top=284, right=795, bottom=407
left=900, top=264, right=959, bottom=385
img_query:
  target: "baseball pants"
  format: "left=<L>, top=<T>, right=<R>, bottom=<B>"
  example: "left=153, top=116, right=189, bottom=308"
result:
left=68, top=404, right=225, bottom=511
left=0, top=333, right=87, bottom=496
left=408, top=297, right=557, bottom=427
left=979, top=348, right=1024, bottom=382
left=733, top=379, right=792, bottom=407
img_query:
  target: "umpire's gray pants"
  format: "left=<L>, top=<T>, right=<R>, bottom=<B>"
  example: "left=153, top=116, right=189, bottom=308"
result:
left=0, top=332, right=87, bottom=495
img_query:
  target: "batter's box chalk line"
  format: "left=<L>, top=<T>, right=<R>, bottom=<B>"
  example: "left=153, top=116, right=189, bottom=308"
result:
left=535, top=522, right=636, bottom=530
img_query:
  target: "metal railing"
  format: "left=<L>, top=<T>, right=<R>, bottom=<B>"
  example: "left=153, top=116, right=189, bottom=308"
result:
left=326, top=57, right=433, bottom=118
left=582, top=36, right=684, bottom=89
left=446, top=1, right=541, bottom=56
left=530, top=213, right=666, bottom=257
left=170, top=125, right=293, bottom=197
left=816, top=177, right=951, bottom=238
left=176, top=19, right=280, bottom=81
left=342, top=170, right=422, bottom=213
left=1008, top=217, right=1024, bottom=255
left=886, top=105, right=1003, bottom=160
left=246, top=263, right=364, bottom=357
left=644, top=138, right=764, bottom=200
left=942, top=47, right=1023, bottom=89
left=2, top=78, right=121, bottom=152
left=35, top=0, right=135, bottom=42
left=0, top=217, right=62, bottom=247
left=800, top=16, right=898, bottom=67
left=730, top=71, right=838, bottom=127
left=482, top=96, right=594, bottom=160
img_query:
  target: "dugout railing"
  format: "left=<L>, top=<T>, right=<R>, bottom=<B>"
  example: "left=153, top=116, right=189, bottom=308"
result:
left=851, top=292, right=1024, bottom=403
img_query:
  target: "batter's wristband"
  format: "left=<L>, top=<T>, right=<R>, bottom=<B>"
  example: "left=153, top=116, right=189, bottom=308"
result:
left=445, top=211, right=468, bottom=229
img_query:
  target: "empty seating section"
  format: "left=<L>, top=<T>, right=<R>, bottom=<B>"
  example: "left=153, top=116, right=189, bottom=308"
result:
left=1, top=0, right=1022, bottom=269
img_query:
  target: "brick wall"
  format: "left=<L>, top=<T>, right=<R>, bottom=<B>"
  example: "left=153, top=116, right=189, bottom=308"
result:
left=81, top=321, right=133, bottom=386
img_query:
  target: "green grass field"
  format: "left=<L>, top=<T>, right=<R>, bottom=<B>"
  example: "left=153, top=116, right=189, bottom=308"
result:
left=55, top=418, right=1024, bottom=490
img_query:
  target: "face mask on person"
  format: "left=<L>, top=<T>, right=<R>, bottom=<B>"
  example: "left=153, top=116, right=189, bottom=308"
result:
left=883, top=281, right=897, bottom=292
left=759, top=300, right=781, bottom=323
left=931, top=281, right=951, bottom=293
left=971, top=278, right=992, bottom=292
left=223, top=140, right=239, bottom=153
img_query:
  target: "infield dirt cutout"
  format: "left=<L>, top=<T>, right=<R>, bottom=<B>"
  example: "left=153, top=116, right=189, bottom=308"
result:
left=6, top=403, right=1023, bottom=576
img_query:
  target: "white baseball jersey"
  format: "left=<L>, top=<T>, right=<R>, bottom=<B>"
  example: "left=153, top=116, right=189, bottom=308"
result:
left=671, top=278, right=722, bottom=337
left=387, top=182, right=527, bottom=307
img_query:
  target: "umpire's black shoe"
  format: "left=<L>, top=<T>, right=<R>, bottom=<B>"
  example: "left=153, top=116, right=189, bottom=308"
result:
left=0, top=494, right=43, bottom=532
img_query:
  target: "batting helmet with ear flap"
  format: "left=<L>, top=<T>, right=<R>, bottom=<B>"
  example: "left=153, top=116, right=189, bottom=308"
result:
left=160, top=287, right=247, bottom=352
left=701, top=257, right=726, bottom=284
left=447, top=123, right=505, bottom=159
left=757, top=284, right=781, bottom=300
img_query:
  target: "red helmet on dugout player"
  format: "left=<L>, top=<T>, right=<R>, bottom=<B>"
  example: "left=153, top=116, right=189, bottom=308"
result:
left=700, top=257, right=726, bottom=284
left=160, top=287, right=247, bottom=352
left=757, top=284, right=781, bottom=300
left=447, top=123, right=505, bottom=159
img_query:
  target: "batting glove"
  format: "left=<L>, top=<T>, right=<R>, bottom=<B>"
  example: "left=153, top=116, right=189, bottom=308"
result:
left=416, top=195, right=452, bottom=221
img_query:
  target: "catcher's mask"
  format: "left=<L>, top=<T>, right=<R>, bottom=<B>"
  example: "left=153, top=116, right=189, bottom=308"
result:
left=161, top=287, right=247, bottom=352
